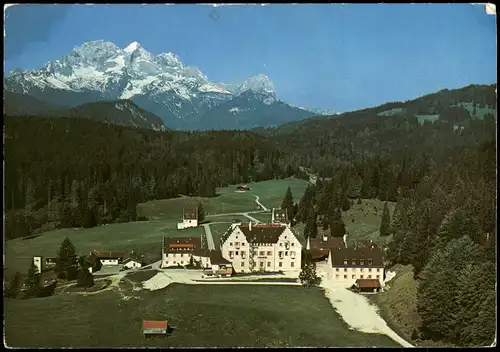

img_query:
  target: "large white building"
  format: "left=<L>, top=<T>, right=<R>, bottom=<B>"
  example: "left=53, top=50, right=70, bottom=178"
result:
left=220, top=222, right=302, bottom=273
left=326, top=241, right=385, bottom=287
left=161, top=236, right=201, bottom=268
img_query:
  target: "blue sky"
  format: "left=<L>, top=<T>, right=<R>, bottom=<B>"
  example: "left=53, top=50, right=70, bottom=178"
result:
left=4, top=4, right=497, bottom=112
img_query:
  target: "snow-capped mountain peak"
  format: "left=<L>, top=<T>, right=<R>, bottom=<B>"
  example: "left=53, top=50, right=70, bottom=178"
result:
left=237, top=73, right=277, bottom=97
left=124, top=41, right=141, bottom=53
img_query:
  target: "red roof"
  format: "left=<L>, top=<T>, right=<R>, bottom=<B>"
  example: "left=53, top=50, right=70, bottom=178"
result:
left=143, top=320, right=167, bottom=329
left=355, top=279, right=381, bottom=289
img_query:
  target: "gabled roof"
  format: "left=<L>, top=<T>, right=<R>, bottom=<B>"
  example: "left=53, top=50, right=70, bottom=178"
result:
left=209, top=250, right=231, bottom=265
left=123, top=258, right=142, bottom=264
left=237, top=224, right=287, bottom=244
left=356, top=279, right=381, bottom=288
left=183, top=206, right=198, bottom=220
left=310, top=236, right=346, bottom=252
left=143, top=320, right=167, bottom=329
left=330, top=242, right=384, bottom=267
left=84, top=252, right=99, bottom=266
left=164, top=236, right=201, bottom=253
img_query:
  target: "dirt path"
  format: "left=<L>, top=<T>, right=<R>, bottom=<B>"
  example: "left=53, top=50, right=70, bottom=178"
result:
left=202, top=223, right=216, bottom=250
left=253, top=195, right=269, bottom=211
left=316, top=263, right=414, bottom=347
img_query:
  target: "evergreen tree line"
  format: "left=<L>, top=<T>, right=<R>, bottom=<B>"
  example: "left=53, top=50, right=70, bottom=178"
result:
left=383, top=139, right=496, bottom=346
left=5, top=116, right=298, bottom=239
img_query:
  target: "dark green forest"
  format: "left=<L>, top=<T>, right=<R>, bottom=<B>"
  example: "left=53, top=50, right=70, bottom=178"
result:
left=4, top=116, right=298, bottom=239
left=3, top=83, right=497, bottom=347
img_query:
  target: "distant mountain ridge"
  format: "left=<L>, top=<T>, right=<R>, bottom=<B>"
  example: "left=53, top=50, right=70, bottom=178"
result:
left=4, top=91, right=166, bottom=131
left=4, top=40, right=318, bottom=130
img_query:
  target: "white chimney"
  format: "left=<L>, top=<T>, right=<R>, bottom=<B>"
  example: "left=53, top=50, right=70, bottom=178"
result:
left=322, top=234, right=328, bottom=242
left=249, top=222, right=252, bottom=231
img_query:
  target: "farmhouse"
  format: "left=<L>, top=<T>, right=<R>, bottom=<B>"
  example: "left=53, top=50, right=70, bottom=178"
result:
left=83, top=252, right=103, bottom=273
left=327, top=241, right=385, bottom=287
left=91, top=251, right=128, bottom=265
left=161, top=235, right=201, bottom=268
left=32, top=256, right=58, bottom=274
left=122, top=258, right=143, bottom=269
left=271, top=208, right=289, bottom=224
left=220, top=222, right=302, bottom=273
left=177, top=206, right=198, bottom=229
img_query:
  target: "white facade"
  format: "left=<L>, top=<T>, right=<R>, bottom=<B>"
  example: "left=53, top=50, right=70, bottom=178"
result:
left=100, top=259, right=120, bottom=265
left=327, top=251, right=384, bottom=287
left=177, top=219, right=198, bottom=230
left=192, top=254, right=211, bottom=268
left=123, top=259, right=142, bottom=269
left=221, top=224, right=302, bottom=273
left=33, top=256, right=42, bottom=274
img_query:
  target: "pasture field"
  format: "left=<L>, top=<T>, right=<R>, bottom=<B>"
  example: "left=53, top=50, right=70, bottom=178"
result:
left=369, top=264, right=421, bottom=345
left=4, top=283, right=399, bottom=348
left=4, top=220, right=203, bottom=276
left=137, top=178, right=308, bottom=220
left=248, top=211, right=272, bottom=223
left=452, top=102, right=496, bottom=119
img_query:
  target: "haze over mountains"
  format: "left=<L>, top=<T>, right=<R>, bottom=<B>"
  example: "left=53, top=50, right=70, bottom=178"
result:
left=4, top=40, right=322, bottom=130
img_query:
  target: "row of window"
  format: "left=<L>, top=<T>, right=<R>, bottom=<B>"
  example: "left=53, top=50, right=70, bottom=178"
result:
left=168, top=253, right=190, bottom=258
left=343, top=259, right=374, bottom=265
left=229, top=251, right=296, bottom=257
left=336, top=267, right=381, bottom=272
left=165, top=261, right=186, bottom=265
left=235, top=261, right=296, bottom=268
left=336, top=274, right=380, bottom=279
left=228, top=238, right=295, bottom=247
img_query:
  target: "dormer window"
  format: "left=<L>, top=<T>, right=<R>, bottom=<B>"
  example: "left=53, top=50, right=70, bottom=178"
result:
left=368, top=259, right=373, bottom=265
left=343, top=259, right=348, bottom=265
left=360, top=259, right=365, bottom=266
left=351, top=260, right=356, bottom=266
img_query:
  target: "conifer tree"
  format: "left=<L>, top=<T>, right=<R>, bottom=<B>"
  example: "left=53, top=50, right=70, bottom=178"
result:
left=379, top=201, right=391, bottom=236
left=197, top=202, right=205, bottom=223
left=299, top=262, right=321, bottom=288
left=6, top=271, right=21, bottom=298
left=281, top=186, right=294, bottom=222
left=329, top=207, right=346, bottom=238
left=23, top=260, right=41, bottom=299
left=303, top=208, right=318, bottom=239
left=56, top=237, right=79, bottom=280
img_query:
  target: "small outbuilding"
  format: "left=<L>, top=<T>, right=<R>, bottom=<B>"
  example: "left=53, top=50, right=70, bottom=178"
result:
left=123, top=258, right=143, bottom=269
left=355, top=278, right=382, bottom=293
left=142, top=320, right=168, bottom=335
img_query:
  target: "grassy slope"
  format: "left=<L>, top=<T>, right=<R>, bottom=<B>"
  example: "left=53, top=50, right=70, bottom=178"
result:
left=369, top=265, right=421, bottom=344
left=5, top=283, right=399, bottom=348
left=4, top=220, right=203, bottom=275
left=6, top=179, right=308, bottom=275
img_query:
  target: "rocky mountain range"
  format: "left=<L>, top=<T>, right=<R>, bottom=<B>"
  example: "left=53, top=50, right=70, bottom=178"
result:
left=4, top=40, right=319, bottom=130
